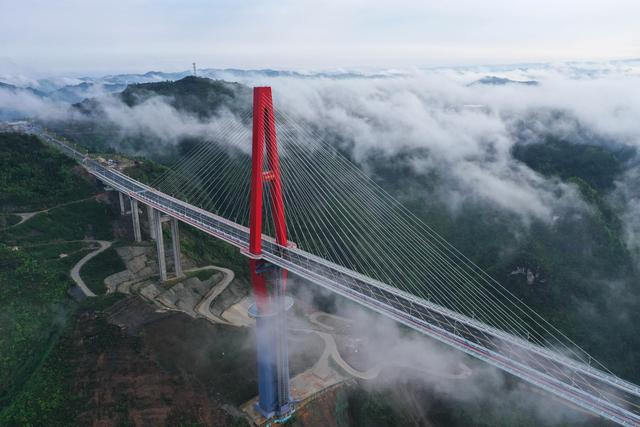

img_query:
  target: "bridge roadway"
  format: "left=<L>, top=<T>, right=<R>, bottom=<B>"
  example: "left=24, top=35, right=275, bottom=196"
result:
left=46, top=135, right=640, bottom=426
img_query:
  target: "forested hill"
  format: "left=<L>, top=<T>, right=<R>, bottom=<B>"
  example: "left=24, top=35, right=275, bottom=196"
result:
left=49, top=77, right=250, bottom=159
left=74, top=76, right=250, bottom=119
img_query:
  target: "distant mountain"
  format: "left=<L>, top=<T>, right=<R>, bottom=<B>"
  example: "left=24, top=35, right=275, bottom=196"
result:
left=469, top=76, right=539, bottom=86
left=4, top=68, right=386, bottom=106
left=51, top=76, right=251, bottom=157
left=73, top=76, right=250, bottom=119
left=0, top=81, right=46, bottom=97
left=66, top=68, right=395, bottom=89
left=0, top=81, right=48, bottom=120
left=197, top=68, right=393, bottom=80
left=92, top=70, right=194, bottom=86
left=48, top=81, right=126, bottom=103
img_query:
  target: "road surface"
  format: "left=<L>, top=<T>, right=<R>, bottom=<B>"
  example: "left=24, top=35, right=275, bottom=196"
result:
left=194, top=266, right=235, bottom=324
left=71, top=240, right=112, bottom=297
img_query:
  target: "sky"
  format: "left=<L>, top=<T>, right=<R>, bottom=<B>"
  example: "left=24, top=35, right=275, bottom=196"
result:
left=1, top=0, right=639, bottom=75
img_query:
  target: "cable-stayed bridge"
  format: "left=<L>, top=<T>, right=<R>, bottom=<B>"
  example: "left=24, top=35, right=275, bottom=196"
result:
left=43, top=87, right=640, bottom=426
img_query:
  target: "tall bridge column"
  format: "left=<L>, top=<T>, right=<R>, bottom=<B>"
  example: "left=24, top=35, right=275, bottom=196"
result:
left=170, top=217, right=183, bottom=278
left=118, top=192, right=126, bottom=216
left=152, top=208, right=167, bottom=282
left=248, top=262, right=293, bottom=419
left=130, top=198, right=142, bottom=242
left=147, top=205, right=156, bottom=240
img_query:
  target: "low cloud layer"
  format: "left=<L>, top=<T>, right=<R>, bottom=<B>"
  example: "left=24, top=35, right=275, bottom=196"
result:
left=289, top=281, right=590, bottom=425
left=266, top=68, right=639, bottom=225
left=1, top=61, right=638, bottom=246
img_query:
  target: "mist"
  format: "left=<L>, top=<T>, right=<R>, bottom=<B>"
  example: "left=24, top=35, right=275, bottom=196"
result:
left=287, top=280, right=593, bottom=426
left=2, top=61, right=638, bottom=249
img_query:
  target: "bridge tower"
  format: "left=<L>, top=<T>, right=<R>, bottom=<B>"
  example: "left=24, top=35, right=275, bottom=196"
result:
left=245, top=86, right=294, bottom=419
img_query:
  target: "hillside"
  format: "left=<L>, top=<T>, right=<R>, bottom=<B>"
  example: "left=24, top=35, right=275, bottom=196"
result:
left=0, top=133, right=94, bottom=212
left=119, top=76, right=250, bottom=118
left=47, top=76, right=250, bottom=159
left=0, top=132, right=117, bottom=418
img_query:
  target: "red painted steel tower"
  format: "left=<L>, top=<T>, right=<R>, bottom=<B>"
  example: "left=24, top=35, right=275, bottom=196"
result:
left=247, top=87, right=293, bottom=419
left=248, top=86, right=289, bottom=302
left=249, top=87, right=288, bottom=254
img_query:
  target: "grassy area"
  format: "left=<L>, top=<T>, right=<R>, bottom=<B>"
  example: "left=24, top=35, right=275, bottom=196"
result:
left=80, top=246, right=127, bottom=294
left=0, top=132, right=94, bottom=212
left=1, top=199, right=116, bottom=245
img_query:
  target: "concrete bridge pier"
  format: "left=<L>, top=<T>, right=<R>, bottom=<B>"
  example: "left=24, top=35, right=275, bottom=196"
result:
left=130, top=198, right=142, bottom=242
left=118, top=192, right=126, bottom=216
left=152, top=208, right=168, bottom=282
left=170, top=217, right=184, bottom=278
left=249, top=264, right=294, bottom=420
left=147, top=205, right=156, bottom=240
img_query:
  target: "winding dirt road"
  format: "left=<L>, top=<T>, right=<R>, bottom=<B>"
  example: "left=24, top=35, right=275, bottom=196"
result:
left=71, top=240, right=113, bottom=297
left=194, top=266, right=235, bottom=324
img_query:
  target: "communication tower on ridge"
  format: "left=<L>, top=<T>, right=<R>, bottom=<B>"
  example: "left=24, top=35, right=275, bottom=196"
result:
left=192, top=62, right=197, bottom=76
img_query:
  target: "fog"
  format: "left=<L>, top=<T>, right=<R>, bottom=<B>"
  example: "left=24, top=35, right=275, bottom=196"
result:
left=1, top=61, right=638, bottom=244
left=286, top=280, right=590, bottom=425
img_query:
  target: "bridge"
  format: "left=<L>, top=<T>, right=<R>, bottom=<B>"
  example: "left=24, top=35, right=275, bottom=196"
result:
left=42, top=87, right=640, bottom=426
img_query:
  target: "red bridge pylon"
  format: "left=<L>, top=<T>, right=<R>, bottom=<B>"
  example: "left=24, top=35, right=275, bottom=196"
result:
left=245, top=86, right=293, bottom=420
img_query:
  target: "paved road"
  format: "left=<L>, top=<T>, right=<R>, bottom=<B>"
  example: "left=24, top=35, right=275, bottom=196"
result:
left=194, top=266, right=235, bottom=324
left=297, top=312, right=472, bottom=381
left=71, top=240, right=113, bottom=297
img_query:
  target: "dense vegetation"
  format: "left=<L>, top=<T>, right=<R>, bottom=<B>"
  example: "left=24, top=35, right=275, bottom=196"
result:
left=0, top=310, right=83, bottom=426
left=0, top=133, right=94, bottom=211
left=0, top=214, right=20, bottom=228
left=2, top=198, right=117, bottom=245
left=0, top=243, right=86, bottom=408
left=81, top=246, right=126, bottom=294
left=0, top=294, right=126, bottom=426
left=118, top=76, right=249, bottom=118
left=346, top=382, right=608, bottom=427
left=512, top=137, right=632, bottom=191
left=0, top=131, right=119, bottom=422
